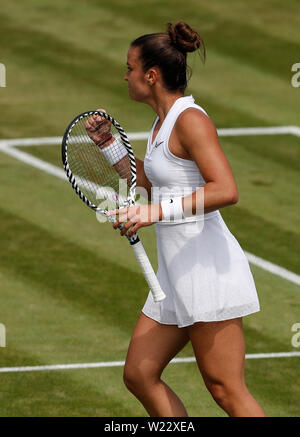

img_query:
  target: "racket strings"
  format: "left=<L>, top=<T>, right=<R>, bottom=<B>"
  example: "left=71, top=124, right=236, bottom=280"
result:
left=66, top=116, right=132, bottom=209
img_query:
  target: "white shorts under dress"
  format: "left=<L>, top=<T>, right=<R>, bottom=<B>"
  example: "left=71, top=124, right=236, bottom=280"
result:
left=142, top=95, right=260, bottom=328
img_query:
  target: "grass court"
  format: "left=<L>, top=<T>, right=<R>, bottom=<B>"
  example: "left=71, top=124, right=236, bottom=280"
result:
left=0, top=0, right=299, bottom=417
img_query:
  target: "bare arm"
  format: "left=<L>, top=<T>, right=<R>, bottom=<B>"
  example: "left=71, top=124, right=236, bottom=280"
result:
left=135, top=157, right=152, bottom=200
left=113, top=110, right=235, bottom=217
left=105, top=109, right=239, bottom=237
left=85, top=111, right=152, bottom=198
left=174, top=108, right=238, bottom=216
left=112, top=155, right=152, bottom=200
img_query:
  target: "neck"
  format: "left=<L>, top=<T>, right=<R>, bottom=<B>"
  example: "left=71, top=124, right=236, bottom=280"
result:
left=147, top=89, right=184, bottom=123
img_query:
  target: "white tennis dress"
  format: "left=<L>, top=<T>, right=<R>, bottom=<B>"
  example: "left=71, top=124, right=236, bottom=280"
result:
left=142, top=95, right=260, bottom=327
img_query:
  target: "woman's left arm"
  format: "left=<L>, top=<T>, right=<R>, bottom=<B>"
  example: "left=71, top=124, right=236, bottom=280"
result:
left=107, top=108, right=238, bottom=237
left=175, top=108, right=238, bottom=216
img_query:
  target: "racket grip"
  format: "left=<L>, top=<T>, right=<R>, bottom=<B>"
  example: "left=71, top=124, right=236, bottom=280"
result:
left=131, top=240, right=166, bottom=303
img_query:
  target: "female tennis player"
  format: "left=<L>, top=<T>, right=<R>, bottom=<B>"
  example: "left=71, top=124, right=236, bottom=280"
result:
left=105, top=21, right=266, bottom=417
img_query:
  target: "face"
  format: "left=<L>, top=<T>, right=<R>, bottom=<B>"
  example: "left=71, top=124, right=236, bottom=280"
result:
left=124, top=46, right=150, bottom=102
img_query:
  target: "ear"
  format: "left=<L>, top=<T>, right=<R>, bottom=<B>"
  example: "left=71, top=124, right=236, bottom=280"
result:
left=145, top=67, right=160, bottom=85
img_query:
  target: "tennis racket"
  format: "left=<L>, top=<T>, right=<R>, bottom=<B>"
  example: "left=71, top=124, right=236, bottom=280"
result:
left=61, top=110, right=166, bottom=303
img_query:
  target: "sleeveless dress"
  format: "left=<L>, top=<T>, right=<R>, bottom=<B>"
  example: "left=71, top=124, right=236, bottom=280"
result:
left=142, top=95, right=260, bottom=327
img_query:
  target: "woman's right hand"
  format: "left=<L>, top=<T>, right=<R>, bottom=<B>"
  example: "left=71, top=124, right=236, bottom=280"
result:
left=85, top=108, right=113, bottom=148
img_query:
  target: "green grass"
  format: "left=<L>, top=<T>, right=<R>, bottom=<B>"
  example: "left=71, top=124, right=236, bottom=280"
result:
left=0, top=0, right=300, bottom=417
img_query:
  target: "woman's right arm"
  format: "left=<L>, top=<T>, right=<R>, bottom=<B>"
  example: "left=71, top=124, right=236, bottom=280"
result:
left=135, top=157, right=152, bottom=200
left=85, top=111, right=152, bottom=199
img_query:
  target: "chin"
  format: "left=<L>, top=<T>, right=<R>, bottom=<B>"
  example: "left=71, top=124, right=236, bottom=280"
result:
left=128, top=87, right=147, bottom=103
left=130, top=93, right=146, bottom=104
left=129, top=94, right=139, bottom=103
left=128, top=89, right=136, bottom=100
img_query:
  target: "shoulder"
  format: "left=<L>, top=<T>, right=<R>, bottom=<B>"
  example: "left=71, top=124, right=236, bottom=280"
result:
left=176, top=107, right=214, bottom=130
left=174, top=107, right=219, bottom=151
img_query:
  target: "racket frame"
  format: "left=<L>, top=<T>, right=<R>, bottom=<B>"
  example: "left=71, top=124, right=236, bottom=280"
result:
left=62, top=111, right=136, bottom=210
left=61, top=110, right=166, bottom=302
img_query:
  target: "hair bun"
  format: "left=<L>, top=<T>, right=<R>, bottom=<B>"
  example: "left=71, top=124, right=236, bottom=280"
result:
left=168, top=21, right=205, bottom=58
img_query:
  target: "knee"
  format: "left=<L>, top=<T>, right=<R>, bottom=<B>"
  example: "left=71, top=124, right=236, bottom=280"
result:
left=206, top=380, right=247, bottom=412
left=206, top=382, right=229, bottom=408
left=123, top=363, right=159, bottom=395
left=123, top=365, right=139, bottom=393
left=123, top=364, right=147, bottom=394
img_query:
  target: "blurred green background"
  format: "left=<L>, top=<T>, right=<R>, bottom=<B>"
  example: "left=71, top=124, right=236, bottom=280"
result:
left=0, top=0, right=299, bottom=417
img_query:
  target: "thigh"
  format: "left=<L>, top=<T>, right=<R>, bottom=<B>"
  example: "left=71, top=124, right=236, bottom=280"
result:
left=125, top=313, right=189, bottom=379
left=187, top=318, right=246, bottom=388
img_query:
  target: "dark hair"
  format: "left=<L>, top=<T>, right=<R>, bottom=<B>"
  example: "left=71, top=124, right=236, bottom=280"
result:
left=131, top=21, right=206, bottom=93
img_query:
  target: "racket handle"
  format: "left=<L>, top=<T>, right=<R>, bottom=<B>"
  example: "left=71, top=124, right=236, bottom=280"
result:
left=131, top=240, right=166, bottom=303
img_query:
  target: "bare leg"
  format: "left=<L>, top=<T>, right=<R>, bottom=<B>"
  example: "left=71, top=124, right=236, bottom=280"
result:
left=188, top=317, right=266, bottom=417
left=123, top=313, right=190, bottom=417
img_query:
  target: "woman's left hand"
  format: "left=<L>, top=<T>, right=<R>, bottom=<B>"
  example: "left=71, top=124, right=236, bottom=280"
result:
left=106, top=204, right=162, bottom=238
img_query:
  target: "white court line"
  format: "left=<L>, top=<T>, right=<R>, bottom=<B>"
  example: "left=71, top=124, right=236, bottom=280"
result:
left=217, top=125, right=300, bottom=137
left=0, top=352, right=299, bottom=373
left=0, top=130, right=299, bottom=374
left=0, top=139, right=300, bottom=288
left=0, top=126, right=300, bottom=148
left=246, top=252, right=300, bottom=286
left=0, top=132, right=150, bottom=147
left=0, top=144, right=66, bottom=180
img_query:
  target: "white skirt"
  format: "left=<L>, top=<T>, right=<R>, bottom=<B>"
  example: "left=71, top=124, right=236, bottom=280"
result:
left=142, top=211, right=260, bottom=328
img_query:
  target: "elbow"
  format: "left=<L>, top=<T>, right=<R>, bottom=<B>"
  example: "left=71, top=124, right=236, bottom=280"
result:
left=222, top=185, right=238, bottom=206
left=228, top=190, right=239, bottom=205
